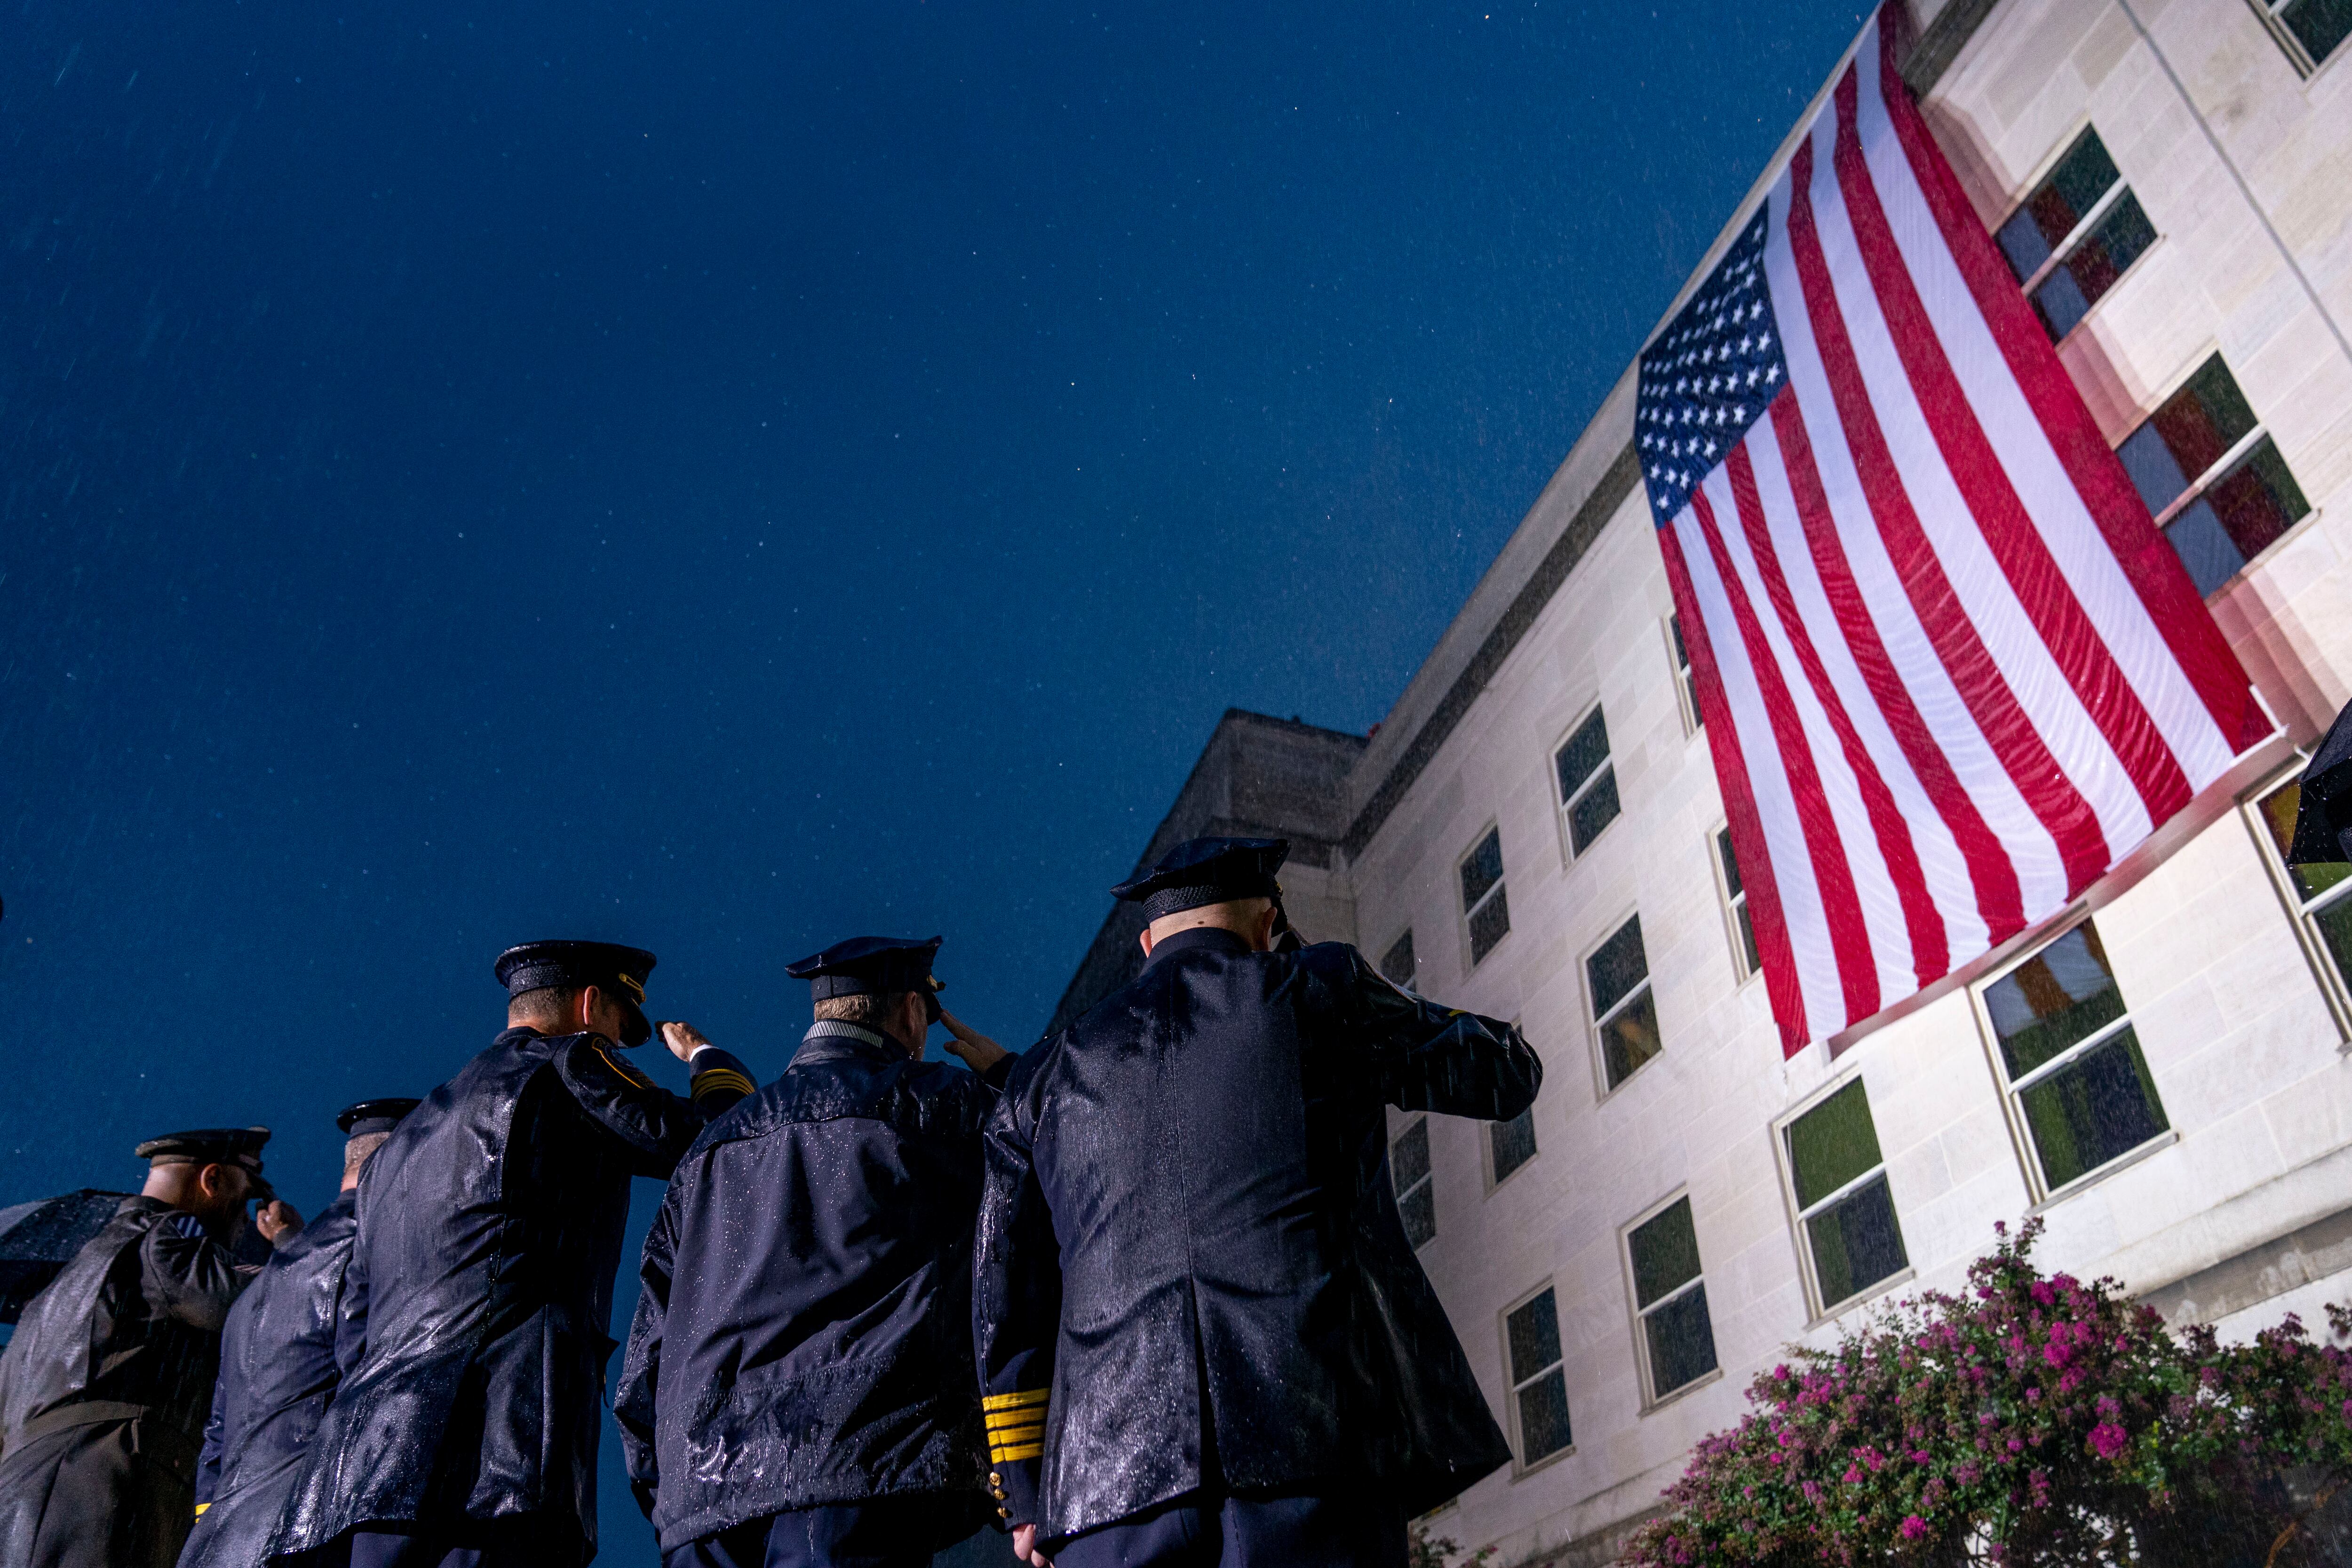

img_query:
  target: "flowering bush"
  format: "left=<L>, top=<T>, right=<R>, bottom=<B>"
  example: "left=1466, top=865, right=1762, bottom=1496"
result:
left=1622, top=1220, right=2352, bottom=1566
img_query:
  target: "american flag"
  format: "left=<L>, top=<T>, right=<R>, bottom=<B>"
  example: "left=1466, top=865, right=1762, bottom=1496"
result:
left=1638, top=10, right=2265, bottom=1055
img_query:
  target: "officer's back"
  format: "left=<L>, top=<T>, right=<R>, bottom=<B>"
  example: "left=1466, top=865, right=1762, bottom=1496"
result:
left=618, top=936, right=1016, bottom=1568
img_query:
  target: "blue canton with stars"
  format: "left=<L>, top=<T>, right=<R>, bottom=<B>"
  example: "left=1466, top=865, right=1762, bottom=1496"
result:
left=1636, top=207, right=1790, bottom=526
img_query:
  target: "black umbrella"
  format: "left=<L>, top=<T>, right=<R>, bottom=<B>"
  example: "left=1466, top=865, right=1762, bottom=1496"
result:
left=0, top=1189, right=134, bottom=1324
left=2287, top=700, right=2352, bottom=867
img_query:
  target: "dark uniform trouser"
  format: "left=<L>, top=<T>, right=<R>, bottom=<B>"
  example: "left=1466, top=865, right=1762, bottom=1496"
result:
left=0, top=1406, right=198, bottom=1568
left=664, top=1501, right=946, bottom=1568
left=280, top=1520, right=551, bottom=1568
left=1050, top=1489, right=1409, bottom=1568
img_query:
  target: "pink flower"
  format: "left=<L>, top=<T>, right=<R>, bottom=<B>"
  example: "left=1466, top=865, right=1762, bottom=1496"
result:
left=1899, top=1515, right=1928, bottom=1540
left=2089, top=1422, right=2129, bottom=1460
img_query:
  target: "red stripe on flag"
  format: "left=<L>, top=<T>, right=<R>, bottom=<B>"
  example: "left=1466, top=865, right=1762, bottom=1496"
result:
left=1724, top=441, right=1948, bottom=986
left=1771, top=391, right=2026, bottom=942
left=1691, top=486, right=1879, bottom=1028
left=1784, top=133, right=2110, bottom=895
left=1830, top=69, right=2192, bottom=840
left=1659, top=521, right=1809, bottom=1053
left=1872, top=24, right=2264, bottom=753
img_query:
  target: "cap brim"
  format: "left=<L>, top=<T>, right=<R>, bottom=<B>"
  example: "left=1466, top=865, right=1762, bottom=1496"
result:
left=617, top=1000, right=652, bottom=1048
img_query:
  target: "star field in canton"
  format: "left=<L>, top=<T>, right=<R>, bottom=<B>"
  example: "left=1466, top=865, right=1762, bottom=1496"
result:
left=1636, top=207, right=1791, bottom=526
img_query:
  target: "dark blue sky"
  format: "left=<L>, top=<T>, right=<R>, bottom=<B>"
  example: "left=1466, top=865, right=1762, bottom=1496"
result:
left=1, top=0, right=1865, bottom=1554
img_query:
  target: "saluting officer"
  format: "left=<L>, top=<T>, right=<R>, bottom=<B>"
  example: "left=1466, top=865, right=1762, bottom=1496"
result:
left=178, top=1098, right=419, bottom=1568
left=616, top=936, right=1016, bottom=1568
left=973, top=838, right=1542, bottom=1568
left=0, top=1128, right=301, bottom=1568
left=272, top=941, right=756, bottom=1568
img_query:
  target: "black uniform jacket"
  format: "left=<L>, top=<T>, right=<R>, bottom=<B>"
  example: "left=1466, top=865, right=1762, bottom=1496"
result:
left=615, top=1021, right=1011, bottom=1553
left=0, top=1197, right=252, bottom=1568
left=973, top=930, right=1541, bottom=1544
left=273, top=1028, right=751, bottom=1568
left=179, top=1189, right=359, bottom=1568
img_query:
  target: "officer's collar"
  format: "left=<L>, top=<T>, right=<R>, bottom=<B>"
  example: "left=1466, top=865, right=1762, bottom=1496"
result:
left=793, top=1018, right=909, bottom=1067
left=1142, top=925, right=1254, bottom=969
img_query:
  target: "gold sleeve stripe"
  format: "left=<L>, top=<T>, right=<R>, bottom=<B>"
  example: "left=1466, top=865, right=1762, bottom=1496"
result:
left=991, top=1441, right=1045, bottom=1461
left=982, top=1388, right=1050, bottom=1412
left=693, top=1069, right=755, bottom=1096
left=985, top=1415, right=1046, bottom=1437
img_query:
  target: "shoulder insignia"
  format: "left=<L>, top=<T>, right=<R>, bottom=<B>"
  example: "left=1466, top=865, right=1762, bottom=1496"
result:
left=593, top=1040, right=655, bottom=1090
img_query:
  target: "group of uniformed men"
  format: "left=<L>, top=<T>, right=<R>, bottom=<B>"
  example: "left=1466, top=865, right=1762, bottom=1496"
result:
left=0, top=837, right=1542, bottom=1568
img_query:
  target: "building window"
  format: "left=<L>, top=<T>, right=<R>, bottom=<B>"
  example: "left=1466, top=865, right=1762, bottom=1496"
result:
left=1380, top=930, right=1418, bottom=991
left=1628, top=1197, right=1717, bottom=1402
left=1668, top=613, right=1701, bottom=734
left=1715, top=826, right=1759, bottom=979
left=1491, top=1106, right=1538, bottom=1186
left=1784, top=1079, right=1908, bottom=1313
left=1391, top=1116, right=1435, bottom=1248
left=2252, top=0, right=2352, bottom=74
left=1555, top=708, right=1621, bottom=857
left=2253, top=776, right=2352, bottom=1005
left=1982, top=920, right=2170, bottom=1196
left=1995, top=127, right=2157, bottom=342
left=2117, top=355, right=2310, bottom=597
left=1589, top=915, right=1661, bottom=1090
left=1461, top=828, right=1510, bottom=966
left=1504, top=1286, right=1573, bottom=1465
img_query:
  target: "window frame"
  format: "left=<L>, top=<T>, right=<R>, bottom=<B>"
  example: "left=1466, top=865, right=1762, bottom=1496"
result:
left=1666, top=612, right=1702, bottom=736
left=1499, top=1279, right=1574, bottom=1473
left=2121, top=351, right=2311, bottom=597
left=1997, top=122, right=2161, bottom=342
left=1486, top=1098, right=1540, bottom=1193
left=1710, top=822, right=1760, bottom=986
left=1459, top=823, right=1511, bottom=971
left=1772, top=1074, right=1915, bottom=1322
left=1551, top=703, right=1621, bottom=864
left=1379, top=928, right=1419, bottom=994
left=2248, top=0, right=2352, bottom=78
left=1586, top=910, right=1663, bottom=1098
left=1620, top=1190, right=1722, bottom=1411
left=1390, top=1114, right=1436, bottom=1250
left=1967, top=911, right=2177, bottom=1206
left=2242, top=757, right=2352, bottom=1047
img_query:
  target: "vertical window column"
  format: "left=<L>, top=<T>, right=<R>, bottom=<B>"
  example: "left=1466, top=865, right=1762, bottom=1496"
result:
left=1461, top=828, right=1510, bottom=967
left=1391, top=1117, right=1435, bottom=1249
left=1380, top=930, right=1418, bottom=991
left=1784, top=1080, right=1908, bottom=1313
left=1995, top=127, right=2156, bottom=341
left=1668, top=614, right=1701, bottom=734
left=2252, top=0, right=2352, bottom=74
left=1504, top=1287, right=1573, bottom=1465
left=1627, top=1197, right=1717, bottom=1402
left=1589, top=915, right=1662, bottom=1090
left=1715, top=827, right=1758, bottom=979
left=2116, top=355, right=2310, bottom=596
left=2255, top=779, right=2352, bottom=1010
left=1981, top=921, right=2170, bottom=1196
left=1555, top=708, right=1621, bottom=858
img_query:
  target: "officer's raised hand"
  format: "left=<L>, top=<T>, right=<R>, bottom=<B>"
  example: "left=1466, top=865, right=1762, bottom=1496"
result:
left=939, top=1008, right=1010, bottom=1075
left=254, top=1199, right=304, bottom=1247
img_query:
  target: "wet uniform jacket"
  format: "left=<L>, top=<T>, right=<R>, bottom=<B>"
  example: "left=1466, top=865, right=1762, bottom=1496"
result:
left=615, top=1020, right=1012, bottom=1555
left=0, top=1197, right=254, bottom=1568
left=272, top=1028, right=752, bottom=1568
left=177, top=1189, right=359, bottom=1568
left=973, top=929, right=1541, bottom=1545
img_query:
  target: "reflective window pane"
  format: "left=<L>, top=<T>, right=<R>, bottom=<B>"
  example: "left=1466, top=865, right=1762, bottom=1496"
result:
left=1567, top=767, right=1620, bottom=853
left=1805, top=1174, right=1909, bottom=1308
left=1643, top=1284, right=1719, bottom=1397
left=1468, top=884, right=1511, bottom=965
left=2018, top=1027, right=2170, bottom=1190
left=1998, top=129, right=2122, bottom=277
left=1380, top=930, right=1417, bottom=990
left=1629, top=1197, right=1702, bottom=1309
left=1391, top=1118, right=1430, bottom=1191
left=1556, top=709, right=1611, bottom=801
left=1983, top=923, right=2126, bottom=1079
left=1598, top=987, right=1661, bottom=1088
left=1516, top=1368, right=1573, bottom=1462
left=2026, top=190, right=2153, bottom=339
left=1492, top=1107, right=1537, bottom=1184
left=1460, top=828, right=1504, bottom=910
left=1397, top=1180, right=1435, bottom=1249
left=1506, top=1288, right=1561, bottom=1385
left=2281, top=0, right=2352, bottom=64
left=1716, top=828, right=1745, bottom=900
left=1786, top=1080, right=1883, bottom=1209
left=1587, top=916, right=1650, bottom=1016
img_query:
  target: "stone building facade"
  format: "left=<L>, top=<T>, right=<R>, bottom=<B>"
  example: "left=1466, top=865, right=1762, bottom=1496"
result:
left=1053, top=0, right=2352, bottom=1561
